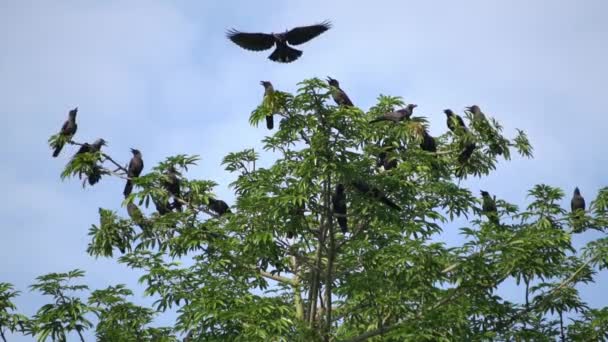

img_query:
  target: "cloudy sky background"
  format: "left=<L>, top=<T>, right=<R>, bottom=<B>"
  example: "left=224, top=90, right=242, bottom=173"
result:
left=1, top=0, right=607, bottom=340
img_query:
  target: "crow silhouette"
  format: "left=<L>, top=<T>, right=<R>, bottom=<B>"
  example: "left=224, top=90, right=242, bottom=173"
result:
left=227, top=21, right=332, bottom=63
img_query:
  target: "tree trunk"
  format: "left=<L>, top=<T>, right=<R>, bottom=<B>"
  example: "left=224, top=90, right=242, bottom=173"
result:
left=292, top=256, right=305, bottom=321
left=324, top=175, right=335, bottom=341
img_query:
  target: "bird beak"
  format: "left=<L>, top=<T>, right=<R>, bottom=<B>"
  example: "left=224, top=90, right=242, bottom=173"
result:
left=260, top=81, right=265, bottom=85
left=412, top=104, right=418, bottom=108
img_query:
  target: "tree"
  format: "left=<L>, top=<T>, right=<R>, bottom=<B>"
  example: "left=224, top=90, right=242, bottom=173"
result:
left=8, top=77, right=606, bottom=341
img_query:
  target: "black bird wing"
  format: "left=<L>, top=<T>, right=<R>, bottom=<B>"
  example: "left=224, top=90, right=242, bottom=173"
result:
left=456, top=115, right=466, bottom=128
left=285, top=21, right=332, bottom=45
left=75, top=143, right=91, bottom=155
left=226, top=29, right=275, bottom=51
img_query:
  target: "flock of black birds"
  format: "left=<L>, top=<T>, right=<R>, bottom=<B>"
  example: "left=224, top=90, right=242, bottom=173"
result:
left=50, top=20, right=586, bottom=234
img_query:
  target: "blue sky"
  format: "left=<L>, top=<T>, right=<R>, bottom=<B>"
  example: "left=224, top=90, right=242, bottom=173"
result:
left=1, top=0, right=607, bottom=340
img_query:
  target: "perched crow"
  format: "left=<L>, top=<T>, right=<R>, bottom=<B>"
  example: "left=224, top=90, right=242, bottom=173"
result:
left=571, top=187, right=586, bottom=213
left=152, top=195, right=171, bottom=216
left=52, top=107, right=78, bottom=157
left=444, top=109, right=467, bottom=133
left=88, top=165, right=103, bottom=186
left=465, top=105, right=487, bottom=122
left=208, top=198, right=231, bottom=216
left=377, top=151, right=398, bottom=171
left=376, top=144, right=398, bottom=171
left=370, top=104, right=417, bottom=124
left=123, top=148, right=144, bottom=198
left=71, top=138, right=107, bottom=185
left=162, top=166, right=182, bottom=212
left=480, top=190, right=499, bottom=224
left=332, top=184, right=348, bottom=233
left=352, top=180, right=401, bottom=211
left=73, top=138, right=106, bottom=157
left=420, top=130, right=437, bottom=153
left=127, top=202, right=149, bottom=230
left=226, top=20, right=332, bottom=63
left=327, top=77, right=354, bottom=107
left=260, top=81, right=275, bottom=129
left=458, top=142, right=477, bottom=164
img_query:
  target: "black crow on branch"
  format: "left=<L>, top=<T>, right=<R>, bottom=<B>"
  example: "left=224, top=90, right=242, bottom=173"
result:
left=465, top=105, right=487, bottom=122
left=327, top=77, right=354, bottom=107
left=571, top=187, right=585, bottom=213
left=52, top=107, right=78, bottom=157
left=123, top=148, right=144, bottom=197
left=480, top=190, right=499, bottom=225
left=420, top=130, right=437, bottom=153
left=227, top=20, right=332, bottom=63
left=458, top=142, right=477, bottom=164
left=444, top=109, right=468, bottom=133
left=351, top=180, right=401, bottom=211
left=208, top=198, right=231, bottom=216
left=369, top=104, right=417, bottom=124
left=260, top=81, right=275, bottom=129
left=332, top=184, right=348, bottom=233
left=162, top=166, right=182, bottom=212
left=71, top=138, right=106, bottom=186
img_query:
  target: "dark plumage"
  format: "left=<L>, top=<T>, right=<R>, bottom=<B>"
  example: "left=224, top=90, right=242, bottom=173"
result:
left=465, top=105, right=487, bottom=122
left=88, top=165, right=103, bottom=186
left=458, top=142, right=477, bottom=164
left=327, top=77, right=354, bottom=107
left=377, top=151, right=398, bottom=171
left=376, top=145, right=398, bottom=171
left=208, top=198, right=231, bottom=216
left=352, top=180, right=401, bottom=211
left=480, top=190, right=499, bottom=224
left=226, top=20, right=332, bottom=63
left=162, top=166, right=182, bottom=212
left=444, top=109, right=467, bottom=133
left=369, top=104, right=417, bottom=124
left=71, top=138, right=106, bottom=185
left=420, top=130, right=437, bottom=153
left=571, top=187, right=585, bottom=213
left=73, top=138, right=106, bottom=157
left=332, top=184, right=348, bottom=233
left=127, top=202, right=149, bottom=230
left=123, top=148, right=144, bottom=198
left=152, top=196, right=171, bottom=216
left=52, top=107, right=78, bottom=157
left=260, top=81, right=275, bottom=130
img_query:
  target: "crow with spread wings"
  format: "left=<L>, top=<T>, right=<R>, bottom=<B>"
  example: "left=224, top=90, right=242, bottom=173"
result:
left=226, top=20, right=332, bottom=63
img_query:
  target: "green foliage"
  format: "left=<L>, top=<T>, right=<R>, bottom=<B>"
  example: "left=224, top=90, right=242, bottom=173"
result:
left=12, top=76, right=607, bottom=341
left=88, top=285, right=169, bottom=341
left=28, top=270, right=93, bottom=342
left=0, top=283, right=28, bottom=340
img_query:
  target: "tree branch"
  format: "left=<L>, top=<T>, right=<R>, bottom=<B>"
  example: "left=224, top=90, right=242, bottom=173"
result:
left=341, top=287, right=465, bottom=342
left=258, top=269, right=295, bottom=286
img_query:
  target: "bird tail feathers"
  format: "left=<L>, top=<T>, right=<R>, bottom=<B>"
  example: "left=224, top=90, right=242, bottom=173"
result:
left=123, top=180, right=133, bottom=197
left=369, top=118, right=385, bottom=124
left=268, top=45, right=302, bottom=63
left=266, top=115, right=274, bottom=130
left=338, top=217, right=348, bottom=233
left=52, top=144, right=63, bottom=157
